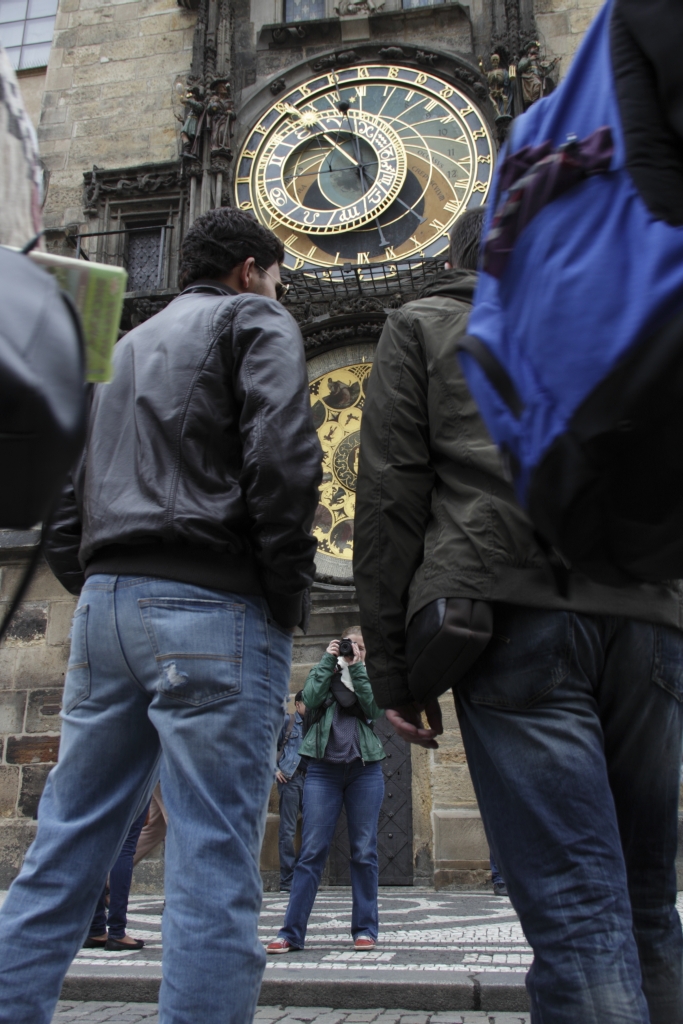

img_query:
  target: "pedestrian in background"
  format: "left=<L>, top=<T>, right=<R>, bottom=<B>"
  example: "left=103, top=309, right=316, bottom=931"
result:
left=267, top=628, right=385, bottom=954
left=133, top=784, right=168, bottom=867
left=275, top=691, right=307, bottom=892
left=0, top=208, right=322, bottom=1024
left=84, top=801, right=150, bottom=951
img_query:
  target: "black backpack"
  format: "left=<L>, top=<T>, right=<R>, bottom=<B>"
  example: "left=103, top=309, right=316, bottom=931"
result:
left=0, top=243, right=86, bottom=637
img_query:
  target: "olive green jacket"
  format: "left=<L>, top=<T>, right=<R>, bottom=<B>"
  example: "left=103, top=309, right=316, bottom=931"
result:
left=298, top=652, right=385, bottom=763
left=353, top=269, right=683, bottom=709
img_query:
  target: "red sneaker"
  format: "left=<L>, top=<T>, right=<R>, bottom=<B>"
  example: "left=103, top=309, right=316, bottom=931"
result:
left=354, top=936, right=376, bottom=950
left=266, top=937, right=297, bottom=954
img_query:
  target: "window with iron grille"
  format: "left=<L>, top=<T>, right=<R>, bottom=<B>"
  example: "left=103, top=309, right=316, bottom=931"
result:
left=284, top=0, right=326, bottom=22
left=402, top=0, right=438, bottom=7
left=126, top=227, right=163, bottom=292
left=0, top=0, right=56, bottom=70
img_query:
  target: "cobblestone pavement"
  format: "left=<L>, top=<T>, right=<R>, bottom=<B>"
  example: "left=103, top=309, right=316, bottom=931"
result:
left=52, top=1003, right=531, bottom=1023
left=68, top=889, right=534, bottom=975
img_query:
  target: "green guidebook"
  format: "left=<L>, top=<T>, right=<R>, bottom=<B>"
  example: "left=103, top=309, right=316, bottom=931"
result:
left=28, top=250, right=127, bottom=383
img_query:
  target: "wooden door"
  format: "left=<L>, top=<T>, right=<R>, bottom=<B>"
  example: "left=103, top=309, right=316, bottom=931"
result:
left=326, top=717, right=413, bottom=885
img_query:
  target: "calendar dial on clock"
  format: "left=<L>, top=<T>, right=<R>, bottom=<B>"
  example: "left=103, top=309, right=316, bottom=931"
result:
left=236, top=63, right=494, bottom=270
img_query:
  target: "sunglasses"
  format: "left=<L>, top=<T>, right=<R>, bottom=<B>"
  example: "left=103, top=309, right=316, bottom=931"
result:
left=257, top=265, right=290, bottom=301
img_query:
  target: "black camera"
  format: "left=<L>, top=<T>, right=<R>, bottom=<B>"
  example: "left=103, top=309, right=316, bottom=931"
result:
left=338, top=637, right=354, bottom=658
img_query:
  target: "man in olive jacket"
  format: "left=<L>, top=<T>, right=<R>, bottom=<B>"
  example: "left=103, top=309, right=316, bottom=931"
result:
left=354, top=209, right=683, bottom=1024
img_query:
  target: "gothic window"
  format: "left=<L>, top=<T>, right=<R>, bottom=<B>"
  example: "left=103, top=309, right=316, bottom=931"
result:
left=126, top=227, right=164, bottom=292
left=284, top=0, right=326, bottom=22
left=0, top=0, right=56, bottom=70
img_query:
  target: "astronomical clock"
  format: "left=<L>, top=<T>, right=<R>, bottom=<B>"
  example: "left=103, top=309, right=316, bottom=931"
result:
left=236, top=59, right=495, bottom=581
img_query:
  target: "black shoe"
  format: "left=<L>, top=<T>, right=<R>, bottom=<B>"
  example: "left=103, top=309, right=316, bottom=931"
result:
left=105, top=936, right=145, bottom=951
left=493, top=882, right=508, bottom=897
left=82, top=936, right=107, bottom=949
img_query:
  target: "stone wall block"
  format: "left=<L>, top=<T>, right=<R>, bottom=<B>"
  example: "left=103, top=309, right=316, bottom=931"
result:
left=568, top=7, right=596, bottom=33
left=25, top=689, right=63, bottom=734
left=45, top=66, right=74, bottom=91
left=0, top=821, right=37, bottom=888
left=73, top=60, right=139, bottom=86
left=3, top=603, right=48, bottom=647
left=114, top=2, right=144, bottom=21
left=14, top=645, right=68, bottom=691
left=63, top=44, right=102, bottom=66
left=139, top=11, right=189, bottom=34
left=18, top=765, right=52, bottom=818
left=6, top=735, right=60, bottom=765
left=40, top=106, right=68, bottom=125
left=76, top=21, right=134, bottom=47
left=1, top=564, right=71, bottom=602
left=0, top=649, right=18, bottom=690
left=0, top=765, right=20, bottom=817
left=0, top=691, right=27, bottom=735
left=47, top=600, right=77, bottom=647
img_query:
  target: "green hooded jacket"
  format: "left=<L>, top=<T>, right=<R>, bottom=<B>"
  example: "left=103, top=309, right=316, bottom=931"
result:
left=298, top=652, right=386, bottom=763
left=354, top=269, right=683, bottom=709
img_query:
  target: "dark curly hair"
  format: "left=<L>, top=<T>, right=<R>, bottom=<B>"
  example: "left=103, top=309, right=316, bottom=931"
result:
left=178, top=208, right=285, bottom=291
left=448, top=207, right=486, bottom=271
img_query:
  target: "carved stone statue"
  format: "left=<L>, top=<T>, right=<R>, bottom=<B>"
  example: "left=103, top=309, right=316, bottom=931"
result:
left=480, top=52, right=511, bottom=117
left=206, top=78, right=234, bottom=158
left=517, top=40, right=559, bottom=110
left=179, top=86, right=205, bottom=159
left=334, top=0, right=384, bottom=15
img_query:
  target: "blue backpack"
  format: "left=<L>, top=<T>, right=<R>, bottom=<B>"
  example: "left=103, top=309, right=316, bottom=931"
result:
left=458, top=0, right=683, bottom=586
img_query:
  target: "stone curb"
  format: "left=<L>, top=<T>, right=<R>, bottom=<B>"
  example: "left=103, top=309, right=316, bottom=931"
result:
left=61, top=967, right=530, bottom=1012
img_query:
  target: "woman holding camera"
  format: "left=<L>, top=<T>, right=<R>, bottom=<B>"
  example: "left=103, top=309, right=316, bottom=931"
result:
left=266, top=627, right=385, bottom=953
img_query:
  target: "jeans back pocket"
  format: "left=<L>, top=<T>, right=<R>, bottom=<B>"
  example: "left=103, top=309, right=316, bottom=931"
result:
left=653, top=625, right=683, bottom=703
left=139, top=598, right=245, bottom=706
left=63, top=604, right=91, bottom=715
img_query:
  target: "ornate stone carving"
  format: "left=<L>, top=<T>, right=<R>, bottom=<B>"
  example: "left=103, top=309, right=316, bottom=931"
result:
left=83, top=165, right=181, bottom=214
left=206, top=76, right=234, bottom=158
left=415, top=50, right=439, bottom=66
left=335, top=0, right=384, bottom=15
left=517, top=39, right=559, bottom=109
left=379, top=46, right=405, bottom=60
left=311, top=50, right=357, bottom=70
left=479, top=52, right=512, bottom=117
left=270, top=77, right=287, bottom=95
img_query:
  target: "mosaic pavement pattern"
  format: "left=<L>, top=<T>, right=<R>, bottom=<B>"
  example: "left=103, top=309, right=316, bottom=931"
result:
left=68, top=890, right=532, bottom=975
left=52, top=1004, right=532, bottom=1023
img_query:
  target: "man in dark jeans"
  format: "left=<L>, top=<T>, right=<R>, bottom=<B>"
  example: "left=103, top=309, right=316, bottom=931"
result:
left=275, top=690, right=307, bottom=892
left=354, top=208, right=683, bottom=1024
left=0, top=209, right=322, bottom=1024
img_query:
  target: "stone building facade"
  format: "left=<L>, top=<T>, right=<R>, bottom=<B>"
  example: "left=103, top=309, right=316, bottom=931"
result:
left=0, top=0, right=624, bottom=892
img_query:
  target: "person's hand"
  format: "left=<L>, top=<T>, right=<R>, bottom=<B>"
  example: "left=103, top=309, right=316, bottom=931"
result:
left=275, top=770, right=287, bottom=784
left=326, top=639, right=340, bottom=657
left=385, top=699, right=444, bottom=749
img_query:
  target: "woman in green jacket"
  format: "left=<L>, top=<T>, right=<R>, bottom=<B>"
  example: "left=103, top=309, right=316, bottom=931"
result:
left=266, top=627, right=385, bottom=954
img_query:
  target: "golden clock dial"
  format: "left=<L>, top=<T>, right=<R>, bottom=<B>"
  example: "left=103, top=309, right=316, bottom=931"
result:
left=236, top=63, right=495, bottom=270
left=307, top=346, right=373, bottom=581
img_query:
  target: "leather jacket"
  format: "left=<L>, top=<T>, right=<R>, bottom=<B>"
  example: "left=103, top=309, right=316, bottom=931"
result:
left=44, top=281, right=322, bottom=629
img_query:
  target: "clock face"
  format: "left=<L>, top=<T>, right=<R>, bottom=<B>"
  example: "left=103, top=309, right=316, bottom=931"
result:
left=307, top=343, right=374, bottom=582
left=236, top=63, right=494, bottom=270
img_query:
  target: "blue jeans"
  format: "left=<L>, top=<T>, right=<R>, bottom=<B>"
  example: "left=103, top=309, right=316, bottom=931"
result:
left=0, top=575, right=292, bottom=1024
left=90, top=801, right=150, bottom=939
left=455, top=606, right=683, bottom=1024
left=277, top=771, right=305, bottom=890
left=279, top=759, right=384, bottom=948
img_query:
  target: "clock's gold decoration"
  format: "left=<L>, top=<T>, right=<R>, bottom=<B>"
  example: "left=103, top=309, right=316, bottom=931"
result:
left=310, top=363, right=371, bottom=562
left=237, top=63, right=495, bottom=270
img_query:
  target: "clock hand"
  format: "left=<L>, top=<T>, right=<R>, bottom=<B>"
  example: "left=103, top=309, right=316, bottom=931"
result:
left=341, top=105, right=391, bottom=251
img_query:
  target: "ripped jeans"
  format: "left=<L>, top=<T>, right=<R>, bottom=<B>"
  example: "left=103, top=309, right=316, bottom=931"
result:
left=0, top=575, right=291, bottom=1024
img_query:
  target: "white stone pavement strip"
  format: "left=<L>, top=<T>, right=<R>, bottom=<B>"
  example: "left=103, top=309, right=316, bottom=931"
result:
left=51, top=1004, right=532, bottom=1023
